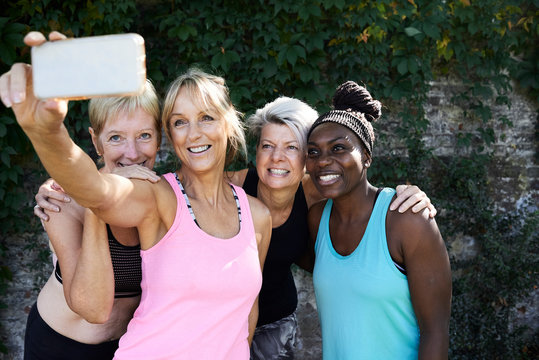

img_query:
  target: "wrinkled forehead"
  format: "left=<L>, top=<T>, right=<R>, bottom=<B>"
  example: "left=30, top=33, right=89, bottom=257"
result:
left=261, top=121, right=298, bottom=140
left=101, top=107, right=156, bottom=132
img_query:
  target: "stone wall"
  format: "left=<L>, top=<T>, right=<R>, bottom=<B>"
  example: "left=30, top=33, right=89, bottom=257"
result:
left=0, top=232, right=50, bottom=360
left=376, top=80, right=538, bottom=212
left=0, top=81, right=536, bottom=359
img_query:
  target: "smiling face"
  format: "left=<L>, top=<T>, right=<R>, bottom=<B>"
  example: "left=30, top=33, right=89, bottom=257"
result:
left=256, top=123, right=305, bottom=191
left=91, top=107, right=159, bottom=172
left=306, top=122, right=371, bottom=199
left=168, top=87, right=229, bottom=174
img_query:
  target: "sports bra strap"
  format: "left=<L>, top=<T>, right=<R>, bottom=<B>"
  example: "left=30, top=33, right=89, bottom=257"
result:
left=174, top=173, right=242, bottom=228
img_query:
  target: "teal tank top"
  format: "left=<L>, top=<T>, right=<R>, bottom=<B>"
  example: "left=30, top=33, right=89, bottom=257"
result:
left=313, top=188, right=419, bottom=360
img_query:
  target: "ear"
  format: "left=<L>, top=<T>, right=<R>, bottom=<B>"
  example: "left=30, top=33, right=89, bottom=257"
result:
left=363, top=150, right=372, bottom=168
left=89, top=127, right=102, bottom=156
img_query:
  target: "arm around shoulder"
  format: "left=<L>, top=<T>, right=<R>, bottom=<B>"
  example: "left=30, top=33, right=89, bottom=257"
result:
left=69, top=208, right=115, bottom=323
left=43, top=199, right=85, bottom=307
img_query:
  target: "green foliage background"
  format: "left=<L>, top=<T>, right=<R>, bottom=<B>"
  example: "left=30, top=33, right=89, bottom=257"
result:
left=0, top=0, right=537, bottom=357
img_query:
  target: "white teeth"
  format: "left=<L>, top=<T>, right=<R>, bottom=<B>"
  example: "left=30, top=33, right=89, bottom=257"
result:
left=189, top=145, right=209, bottom=153
left=320, top=174, right=339, bottom=181
left=118, top=161, right=145, bottom=167
left=269, top=169, right=288, bottom=175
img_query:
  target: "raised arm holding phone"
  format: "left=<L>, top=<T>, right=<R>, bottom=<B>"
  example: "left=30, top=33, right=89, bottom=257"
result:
left=2, top=31, right=271, bottom=359
left=1, top=30, right=163, bottom=359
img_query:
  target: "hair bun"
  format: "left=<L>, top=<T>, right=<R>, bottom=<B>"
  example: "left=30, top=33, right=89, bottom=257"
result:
left=332, top=81, right=382, bottom=122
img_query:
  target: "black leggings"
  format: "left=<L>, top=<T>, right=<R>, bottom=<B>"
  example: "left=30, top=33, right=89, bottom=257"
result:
left=24, top=303, right=119, bottom=360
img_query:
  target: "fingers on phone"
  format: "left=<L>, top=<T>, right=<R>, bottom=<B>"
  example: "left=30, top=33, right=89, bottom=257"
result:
left=48, top=31, right=67, bottom=41
left=24, top=31, right=47, bottom=46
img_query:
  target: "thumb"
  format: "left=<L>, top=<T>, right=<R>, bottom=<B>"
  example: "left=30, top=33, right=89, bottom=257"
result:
left=42, top=98, right=69, bottom=116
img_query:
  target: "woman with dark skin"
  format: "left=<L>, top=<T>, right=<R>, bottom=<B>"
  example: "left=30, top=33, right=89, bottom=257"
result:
left=306, top=81, right=451, bottom=359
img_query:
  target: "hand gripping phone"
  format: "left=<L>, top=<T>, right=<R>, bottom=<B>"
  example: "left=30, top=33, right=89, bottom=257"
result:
left=31, top=33, right=146, bottom=100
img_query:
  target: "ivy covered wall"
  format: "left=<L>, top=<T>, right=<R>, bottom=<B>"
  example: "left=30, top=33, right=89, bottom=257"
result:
left=0, top=1, right=537, bottom=358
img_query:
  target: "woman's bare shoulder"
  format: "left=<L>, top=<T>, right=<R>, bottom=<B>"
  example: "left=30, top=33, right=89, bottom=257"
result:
left=225, top=168, right=249, bottom=187
left=246, top=193, right=270, bottom=220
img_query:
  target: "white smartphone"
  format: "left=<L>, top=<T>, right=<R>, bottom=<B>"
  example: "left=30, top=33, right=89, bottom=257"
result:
left=31, top=33, right=146, bottom=100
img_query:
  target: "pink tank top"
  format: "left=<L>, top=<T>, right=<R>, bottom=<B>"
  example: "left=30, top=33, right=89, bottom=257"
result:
left=114, top=173, right=262, bottom=359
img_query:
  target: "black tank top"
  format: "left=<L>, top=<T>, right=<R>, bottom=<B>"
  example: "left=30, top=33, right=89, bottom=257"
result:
left=55, top=224, right=142, bottom=298
left=243, top=168, right=309, bottom=326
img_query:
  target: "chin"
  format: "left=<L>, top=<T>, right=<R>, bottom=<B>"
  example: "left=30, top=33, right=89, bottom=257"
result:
left=265, top=177, right=294, bottom=189
left=316, top=187, right=343, bottom=200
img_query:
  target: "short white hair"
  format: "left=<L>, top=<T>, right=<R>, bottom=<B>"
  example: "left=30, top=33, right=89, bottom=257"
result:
left=247, top=97, right=318, bottom=152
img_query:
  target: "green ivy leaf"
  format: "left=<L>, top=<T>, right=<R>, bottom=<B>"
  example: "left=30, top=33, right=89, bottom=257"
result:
left=423, top=22, right=440, bottom=39
left=0, top=152, right=10, bottom=167
left=262, top=59, right=277, bottom=78
left=404, top=27, right=422, bottom=37
left=0, top=43, right=15, bottom=65
left=408, top=57, right=418, bottom=74
left=297, top=63, right=313, bottom=82
left=334, top=0, right=346, bottom=10
left=0, top=18, right=9, bottom=29
left=468, top=22, right=479, bottom=35
left=397, top=58, right=408, bottom=75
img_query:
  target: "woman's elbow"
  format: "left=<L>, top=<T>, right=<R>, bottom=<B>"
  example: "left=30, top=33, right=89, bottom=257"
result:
left=68, top=293, right=113, bottom=324
left=77, top=304, right=112, bottom=324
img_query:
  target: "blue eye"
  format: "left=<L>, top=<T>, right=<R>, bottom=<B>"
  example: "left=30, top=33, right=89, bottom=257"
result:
left=174, top=119, right=186, bottom=127
left=288, top=145, right=298, bottom=150
left=140, top=133, right=151, bottom=140
left=202, top=115, right=214, bottom=121
left=261, top=144, right=272, bottom=149
left=109, top=135, right=120, bottom=142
